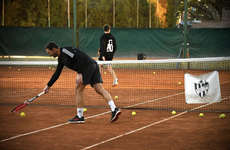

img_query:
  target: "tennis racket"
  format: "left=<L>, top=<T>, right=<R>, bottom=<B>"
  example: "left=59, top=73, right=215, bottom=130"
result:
left=12, top=91, right=45, bottom=113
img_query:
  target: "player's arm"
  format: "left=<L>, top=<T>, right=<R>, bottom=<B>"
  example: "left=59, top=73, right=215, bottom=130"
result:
left=113, top=37, right=117, bottom=54
left=44, top=61, right=64, bottom=93
left=98, top=47, right=100, bottom=56
left=100, top=37, right=106, bottom=61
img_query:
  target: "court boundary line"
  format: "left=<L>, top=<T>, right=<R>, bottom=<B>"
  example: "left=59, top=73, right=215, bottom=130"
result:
left=82, top=96, right=230, bottom=150
left=0, top=95, right=229, bottom=144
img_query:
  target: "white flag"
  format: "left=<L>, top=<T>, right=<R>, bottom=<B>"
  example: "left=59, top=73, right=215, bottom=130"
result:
left=185, top=71, right=221, bottom=104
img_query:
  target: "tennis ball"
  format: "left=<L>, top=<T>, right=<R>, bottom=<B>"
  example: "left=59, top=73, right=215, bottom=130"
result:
left=115, top=96, right=118, bottom=99
left=9, top=67, right=11, bottom=69
left=172, top=111, right=176, bottom=115
left=52, top=68, right=54, bottom=70
left=104, top=72, right=106, bottom=74
left=20, top=112, right=25, bottom=117
left=199, top=113, right=204, bottom=117
left=49, top=67, right=51, bottom=69
left=18, top=69, right=20, bottom=71
left=178, top=82, right=181, bottom=84
left=222, top=114, right=226, bottom=118
left=83, top=108, right=87, bottom=112
left=153, top=72, right=155, bottom=74
left=132, top=111, right=136, bottom=116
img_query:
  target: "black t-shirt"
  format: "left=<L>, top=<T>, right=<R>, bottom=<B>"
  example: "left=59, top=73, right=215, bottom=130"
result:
left=47, top=46, right=96, bottom=87
left=100, top=33, right=117, bottom=60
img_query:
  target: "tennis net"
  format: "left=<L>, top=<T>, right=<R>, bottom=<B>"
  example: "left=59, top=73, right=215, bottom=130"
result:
left=0, top=57, right=229, bottom=112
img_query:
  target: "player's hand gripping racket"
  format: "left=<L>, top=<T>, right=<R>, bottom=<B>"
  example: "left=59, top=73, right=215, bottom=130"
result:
left=12, top=91, right=45, bottom=113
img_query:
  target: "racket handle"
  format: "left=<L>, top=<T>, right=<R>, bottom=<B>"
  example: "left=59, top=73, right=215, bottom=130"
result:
left=38, top=91, right=45, bottom=97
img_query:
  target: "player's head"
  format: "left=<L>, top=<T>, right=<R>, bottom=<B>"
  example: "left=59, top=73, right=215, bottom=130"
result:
left=103, top=24, right=111, bottom=32
left=45, top=42, right=60, bottom=58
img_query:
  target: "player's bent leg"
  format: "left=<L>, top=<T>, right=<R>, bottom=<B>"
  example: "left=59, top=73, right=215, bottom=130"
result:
left=107, top=65, right=119, bottom=87
left=93, top=83, right=112, bottom=103
left=68, top=83, right=86, bottom=124
left=93, top=83, right=121, bottom=122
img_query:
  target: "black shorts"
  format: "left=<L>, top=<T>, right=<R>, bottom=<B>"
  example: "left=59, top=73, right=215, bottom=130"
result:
left=98, top=56, right=113, bottom=61
left=77, top=63, right=103, bottom=87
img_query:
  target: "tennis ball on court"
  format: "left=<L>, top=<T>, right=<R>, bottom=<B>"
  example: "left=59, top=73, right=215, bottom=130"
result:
left=49, top=67, right=51, bottom=69
left=52, top=68, right=54, bottom=70
left=104, top=72, right=106, bottom=74
left=178, top=82, right=181, bottom=84
left=199, top=113, right=204, bottom=117
left=115, top=96, right=118, bottom=99
left=153, top=72, right=155, bottom=74
left=20, top=112, right=25, bottom=117
left=9, top=67, right=11, bottom=69
left=219, top=114, right=225, bottom=119
left=18, top=69, right=20, bottom=71
left=132, top=111, right=136, bottom=116
left=172, top=111, right=176, bottom=115
left=83, top=108, right=87, bottom=112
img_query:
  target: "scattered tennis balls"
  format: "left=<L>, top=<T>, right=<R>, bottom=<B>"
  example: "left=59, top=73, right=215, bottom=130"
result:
left=115, top=96, right=118, bottom=99
left=20, top=112, right=25, bottom=117
left=199, top=113, right=204, bottom=117
left=172, top=111, right=176, bottom=115
left=132, top=111, right=136, bottom=116
left=178, top=82, right=181, bottom=84
left=83, top=108, right=87, bottom=112
left=104, top=72, right=106, bottom=74
left=18, top=69, right=20, bottom=71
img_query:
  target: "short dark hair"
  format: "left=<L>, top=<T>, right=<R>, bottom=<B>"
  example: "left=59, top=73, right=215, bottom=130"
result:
left=45, top=42, right=59, bottom=50
left=103, top=24, right=111, bottom=32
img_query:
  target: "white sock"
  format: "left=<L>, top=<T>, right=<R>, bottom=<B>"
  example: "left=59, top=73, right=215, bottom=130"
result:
left=108, top=100, right=116, bottom=111
left=77, top=108, right=83, bottom=118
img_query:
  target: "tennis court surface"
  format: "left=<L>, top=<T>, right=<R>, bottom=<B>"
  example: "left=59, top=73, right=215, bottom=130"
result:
left=0, top=57, right=230, bottom=149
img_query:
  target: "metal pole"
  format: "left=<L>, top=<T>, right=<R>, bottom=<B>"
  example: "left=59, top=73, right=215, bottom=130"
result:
left=1, top=0, right=4, bottom=26
left=85, top=0, right=87, bottom=28
left=175, top=0, right=177, bottom=27
left=149, top=0, right=151, bottom=28
left=183, top=0, right=188, bottom=58
left=73, top=0, right=77, bottom=47
left=67, top=0, right=70, bottom=28
left=137, top=0, right=139, bottom=28
left=113, top=0, right=115, bottom=27
left=48, top=0, right=50, bottom=27
left=157, top=0, right=159, bottom=28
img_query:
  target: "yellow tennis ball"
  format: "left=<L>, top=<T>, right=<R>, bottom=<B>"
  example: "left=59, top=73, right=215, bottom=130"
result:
left=178, top=82, right=181, bottom=84
left=199, top=113, right=204, bottom=117
left=153, top=72, right=155, bottom=74
left=115, top=96, right=118, bottom=99
left=172, top=111, right=176, bottom=115
left=132, top=111, right=136, bottom=116
left=83, top=108, right=87, bottom=112
left=49, top=67, right=51, bottom=69
left=222, top=114, right=226, bottom=118
left=104, top=72, right=106, bottom=74
left=18, top=69, right=20, bottom=71
left=9, top=67, right=11, bottom=69
left=20, top=112, right=25, bottom=117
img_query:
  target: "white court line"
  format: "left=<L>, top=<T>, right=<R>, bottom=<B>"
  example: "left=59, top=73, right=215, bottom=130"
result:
left=82, top=96, right=230, bottom=150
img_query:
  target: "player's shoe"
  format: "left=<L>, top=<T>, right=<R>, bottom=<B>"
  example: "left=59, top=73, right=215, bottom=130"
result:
left=112, top=78, right=119, bottom=87
left=111, top=108, right=121, bottom=123
left=68, top=115, right=85, bottom=124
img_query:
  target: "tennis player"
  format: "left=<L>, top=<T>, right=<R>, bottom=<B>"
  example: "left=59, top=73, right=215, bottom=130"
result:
left=98, top=24, right=119, bottom=87
left=43, top=42, right=121, bottom=123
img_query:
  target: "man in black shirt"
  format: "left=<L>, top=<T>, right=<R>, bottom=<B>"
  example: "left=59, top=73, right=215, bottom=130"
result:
left=98, top=24, right=119, bottom=87
left=43, top=42, right=121, bottom=123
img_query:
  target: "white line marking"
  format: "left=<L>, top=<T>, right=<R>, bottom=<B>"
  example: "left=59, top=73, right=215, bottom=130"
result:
left=82, top=96, right=230, bottom=150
